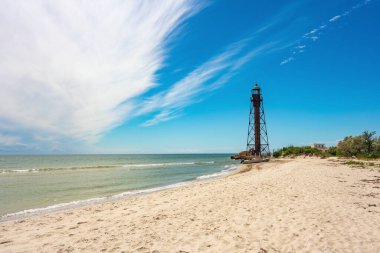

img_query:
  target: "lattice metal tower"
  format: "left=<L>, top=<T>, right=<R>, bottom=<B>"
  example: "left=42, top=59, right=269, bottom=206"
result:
left=246, top=84, right=270, bottom=157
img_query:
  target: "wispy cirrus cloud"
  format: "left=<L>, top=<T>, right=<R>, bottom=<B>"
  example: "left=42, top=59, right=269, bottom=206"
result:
left=137, top=44, right=243, bottom=126
left=0, top=0, right=200, bottom=149
left=329, top=15, right=341, bottom=22
left=280, top=0, right=373, bottom=65
left=138, top=38, right=279, bottom=126
left=280, top=57, right=294, bottom=65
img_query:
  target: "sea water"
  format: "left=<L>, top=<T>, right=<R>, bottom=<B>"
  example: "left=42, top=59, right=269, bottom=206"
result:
left=0, top=154, right=239, bottom=218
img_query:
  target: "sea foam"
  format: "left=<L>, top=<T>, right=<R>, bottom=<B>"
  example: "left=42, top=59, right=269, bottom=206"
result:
left=0, top=161, right=216, bottom=174
left=196, top=164, right=239, bottom=180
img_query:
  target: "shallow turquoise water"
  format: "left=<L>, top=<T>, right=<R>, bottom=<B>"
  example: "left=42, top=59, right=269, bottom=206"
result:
left=0, top=154, right=238, bottom=216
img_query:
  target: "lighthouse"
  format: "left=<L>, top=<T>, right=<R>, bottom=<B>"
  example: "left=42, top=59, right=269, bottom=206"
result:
left=246, top=84, right=270, bottom=158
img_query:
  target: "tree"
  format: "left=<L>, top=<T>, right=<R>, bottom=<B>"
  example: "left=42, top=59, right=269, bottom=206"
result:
left=337, top=135, right=364, bottom=156
left=337, top=136, right=353, bottom=156
left=362, top=131, right=376, bottom=153
left=336, top=131, right=379, bottom=158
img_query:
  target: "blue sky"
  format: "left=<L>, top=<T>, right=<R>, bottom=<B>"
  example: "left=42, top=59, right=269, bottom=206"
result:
left=0, top=0, right=379, bottom=154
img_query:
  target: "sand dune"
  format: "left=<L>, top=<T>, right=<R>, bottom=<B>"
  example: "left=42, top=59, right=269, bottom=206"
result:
left=1, top=158, right=379, bottom=253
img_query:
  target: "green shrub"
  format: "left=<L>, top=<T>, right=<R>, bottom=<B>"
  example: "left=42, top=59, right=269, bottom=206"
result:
left=273, top=131, right=379, bottom=159
left=272, top=145, right=322, bottom=157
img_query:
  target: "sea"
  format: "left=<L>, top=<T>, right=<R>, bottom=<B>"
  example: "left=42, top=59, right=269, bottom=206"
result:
left=0, top=154, right=239, bottom=219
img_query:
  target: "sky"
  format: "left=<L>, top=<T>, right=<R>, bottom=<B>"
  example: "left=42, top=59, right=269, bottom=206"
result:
left=0, top=0, right=379, bottom=154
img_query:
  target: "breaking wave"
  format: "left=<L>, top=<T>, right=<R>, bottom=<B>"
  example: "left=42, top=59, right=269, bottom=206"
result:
left=196, top=164, right=239, bottom=180
left=0, top=161, right=216, bottom=174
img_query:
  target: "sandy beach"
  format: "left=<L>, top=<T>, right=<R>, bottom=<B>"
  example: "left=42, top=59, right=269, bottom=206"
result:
left=1, top=158, right=379, bottom=253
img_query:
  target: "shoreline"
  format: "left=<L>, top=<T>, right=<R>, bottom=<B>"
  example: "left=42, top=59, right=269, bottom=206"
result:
left=0, top=163, right=240, bottom=223
left=1, top=158, right=379, bottom=252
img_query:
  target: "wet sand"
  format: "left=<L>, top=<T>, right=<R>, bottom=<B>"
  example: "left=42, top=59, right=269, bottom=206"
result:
left=1, top=158, right=379, bottom=252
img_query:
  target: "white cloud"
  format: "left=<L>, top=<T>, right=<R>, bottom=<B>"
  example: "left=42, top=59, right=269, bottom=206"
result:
left=141, top=110, right=182, bottom=127
left=137, top=46, right=241, bottom=126
left=0, top=0, right=198, bottom=146
left=280, top=57, right=294, bottom=65
left=352, top=0, right=372, bottom=9
left=138, top=40, right=277, bottom=126
left=281, top=0, right=373, bottom=66
left=329, top=15, right=341, bottom=22
left=310, top=36, right=319, bottom=41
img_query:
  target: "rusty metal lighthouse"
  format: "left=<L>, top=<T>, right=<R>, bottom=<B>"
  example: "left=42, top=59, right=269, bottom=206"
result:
left=246, top=84, right=270, bottom=158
